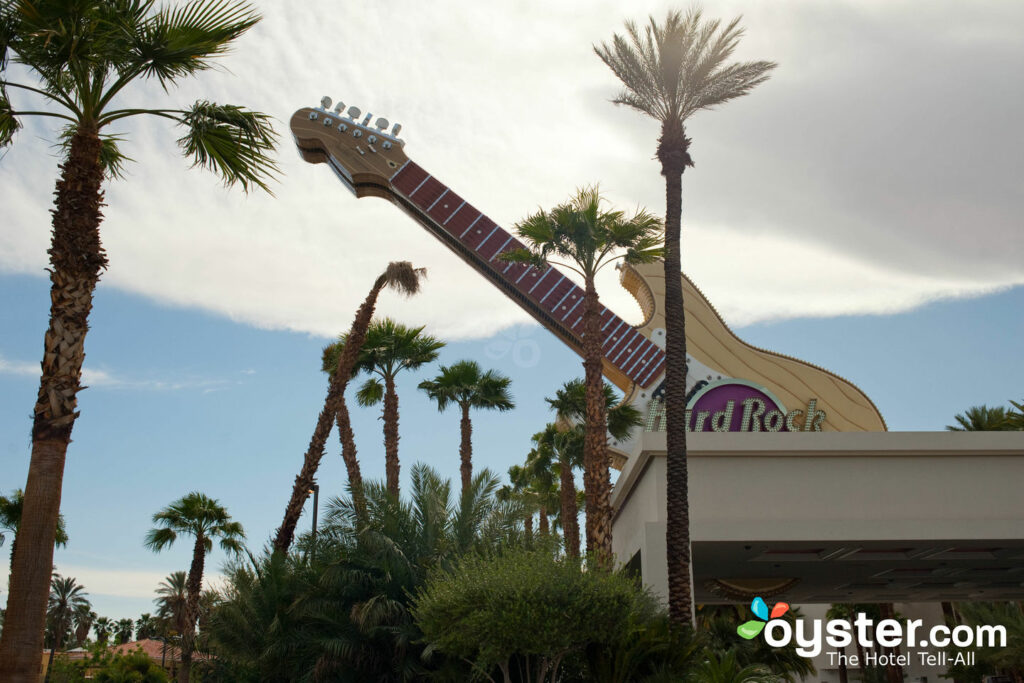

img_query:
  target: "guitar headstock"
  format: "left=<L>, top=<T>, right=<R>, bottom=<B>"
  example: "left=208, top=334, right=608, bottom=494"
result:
left=290, top=96, right=410, bottom=199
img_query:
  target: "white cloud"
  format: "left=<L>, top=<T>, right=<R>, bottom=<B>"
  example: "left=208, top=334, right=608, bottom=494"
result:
left=0, top=352, right=230, bottom=392
left=1, top=0, right=1022, bottom=339
left=0, top=565, right=224, bottom=600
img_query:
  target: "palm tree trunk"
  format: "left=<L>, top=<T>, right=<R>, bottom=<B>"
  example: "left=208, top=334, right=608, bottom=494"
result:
left=383, top=376, right=401, bottom=497
left=335, top=396, right=367, bottom=520
left=838, top=646, right=848, bottom=683
left=524, top=512, right=533, bottom=545
left=539, top=505, right=549, bottom=535
left=459, top=402, right=473, bottom=496
left=581, top=279, right=612, bottom=565
left=660, top=119, right=695, bottom=628
left=178, top=536, right=206, bottom=683
left=274, top=275, right=389, bottom=552
left=557, top=459, right=580, bottom=557
left=43, top=621, right=64, bottom=683
left=0, top=127, right=106, bottom=682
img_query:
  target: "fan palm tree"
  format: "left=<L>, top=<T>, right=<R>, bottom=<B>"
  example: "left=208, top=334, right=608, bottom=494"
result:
left=145, top=492, right=245, bottom=683
left=72, top=606, right=94, bottom=647
left=114, top=617, right=134, bottom=645
left=544, top=379, right=643, bottom=558
left=503, top=186, right=662, bottom=565
left=596, top=8, right=776, bottom=624
left=418, top=360, right=515, bottom=495
left=0, top=3, right=277, bottom=675
left=498, top=464, right=537, bottom=544
left=43, top=574, right=88, bottom=683
left=135, top=612, right=159, bottom=641
left=946, top=405, right=1013, bottom=431
left=0, top=489, right=69, bottom=569
left=154, top=571, right=189, bottom=638
left=92, top=616, right=112, bottom=644
left=275, top=262, right=428, bottom=553
left=351, top=318, right=445, bottom=498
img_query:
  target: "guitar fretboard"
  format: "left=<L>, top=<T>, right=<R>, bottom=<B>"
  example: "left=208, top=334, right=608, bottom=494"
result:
left=389, top=160, right=665, bottom=389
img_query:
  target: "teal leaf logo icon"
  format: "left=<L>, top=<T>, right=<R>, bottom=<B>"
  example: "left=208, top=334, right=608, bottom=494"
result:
left=736, top=596, right=790, bottom=640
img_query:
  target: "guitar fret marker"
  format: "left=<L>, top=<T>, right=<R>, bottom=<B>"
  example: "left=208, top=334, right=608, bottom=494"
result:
left=426, top=188, right=450, bottom=212
left=550, top=285, right=576, bottom=311
left=477, top=225, right=501, bottom=251
left=528, top=269, right=551, bottom=294
left=443, top=200, right=467, bottom=225
left=561, top=296, right=583, bottom=321
left=460, top=214, right=483, bottom=238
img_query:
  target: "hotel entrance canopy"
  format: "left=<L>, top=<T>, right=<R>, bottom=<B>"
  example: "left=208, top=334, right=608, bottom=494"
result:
left=612, top=431, right=1024, bottom=604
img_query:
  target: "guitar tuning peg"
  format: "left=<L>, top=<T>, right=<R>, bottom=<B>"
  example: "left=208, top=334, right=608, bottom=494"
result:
left=346, top=106, right=361, bottom=121
left=391, top=123, right=402, bottom=137
left=320, top=96, right=332, bottom=110
left=361, top=112, right=373, bottom=126
left=375, top=117, right=389, bottom=132
left=333, top=101, right=345, bottom=115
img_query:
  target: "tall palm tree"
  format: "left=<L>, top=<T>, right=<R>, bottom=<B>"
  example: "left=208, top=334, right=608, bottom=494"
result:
left=145, top=492, right=245, bottom=683
left=155, top=571, right=189, bottom=636
left=351, top=318, right=445, bottom=498
left=275, top=262, right=428, bottom=553
left=596, top=8, right=776, bottom=625
left=419, top=360, right=515, bottom=495
left=44, top=574, right=88, bottom=683
left=498, top=464, right=536, bottom=543
left=946, top=405, right=1013, bottom=431
left=503, top=186, right=662, bottom=565
left=544, top=379, right=643, bottom=558
left=115, top=617, right=134, bottom=644
left=0, top=3, right=277, bottom=675
left=1009, top=400, right=1024, bottom=430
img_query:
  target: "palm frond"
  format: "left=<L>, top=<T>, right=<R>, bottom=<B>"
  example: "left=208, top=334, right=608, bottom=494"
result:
left=132, top=0, right=260, bottom=87
left=356, top=377, right=384, bottom=407
left=381, top=260, right=427, bottom=296
left=0, top=85, right=19, bottom=148
left=177, top=99, right=278, bottom=193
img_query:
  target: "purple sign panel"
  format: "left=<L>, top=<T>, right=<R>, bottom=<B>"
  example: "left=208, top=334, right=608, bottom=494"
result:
left=689, top=381, right=786, bottom=432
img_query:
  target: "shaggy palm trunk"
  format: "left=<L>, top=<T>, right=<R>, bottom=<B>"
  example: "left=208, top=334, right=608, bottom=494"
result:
left=558, top=458, right=580, bottom=557
left=383, top=376, right=401, bottom=497
left=335, top=396, right=367, bottom=520
left=274, top=276, right=388, bottom=552
left=0, top=127, right=106, bottom=682
left=538, top=506, right=549, bottom=535
left=660, top=119, right=695, bottom=628
left=838, top=646, right=848, bottom=683
left=178, top=536, right=206, bottom=683
left=459, top=402, right=473, bottom=496
left=524, top=512, right=533, bottom=545
left=581, top=279, right=612, bottom=565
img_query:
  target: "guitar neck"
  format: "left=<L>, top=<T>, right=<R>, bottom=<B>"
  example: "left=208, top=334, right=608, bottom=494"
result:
left=387, top=160, right=665, bottom=390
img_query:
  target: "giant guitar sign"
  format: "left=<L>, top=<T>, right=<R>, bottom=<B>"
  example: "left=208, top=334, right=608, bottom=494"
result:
left=290, top=97, right=887, bottom=458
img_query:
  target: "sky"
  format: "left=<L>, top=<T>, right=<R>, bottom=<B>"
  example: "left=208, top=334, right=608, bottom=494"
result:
left=1, top=0, right=1023, bottom=622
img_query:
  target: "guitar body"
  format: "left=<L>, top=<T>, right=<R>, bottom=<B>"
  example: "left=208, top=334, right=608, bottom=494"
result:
left=291, top=102, right=886, bottom=464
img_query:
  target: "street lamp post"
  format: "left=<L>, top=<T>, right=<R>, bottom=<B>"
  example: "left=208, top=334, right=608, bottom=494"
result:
left=308, top=482, right=320, bottom=557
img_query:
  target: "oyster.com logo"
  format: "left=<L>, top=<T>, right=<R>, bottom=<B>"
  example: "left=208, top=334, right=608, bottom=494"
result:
left=737, top=596, right=790, bottom=640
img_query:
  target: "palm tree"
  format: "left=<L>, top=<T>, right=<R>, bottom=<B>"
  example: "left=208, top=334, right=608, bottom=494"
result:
left=1009, top=400, right=1024, bottom=430
left=946, top=405, right=1012, bottom=431
left=44, top=574, right=88, bottom=683
left=351, top=318, right=445, bottom=498
left=418, top=360, right=515, bottom=495
left=92, top=616, right=112, bottom=645
left=154, top=571, right=189, bottom=639
left=115, top=617, right=134, bottom=645
left=596, top=8, right=775, bottom=625
left=0, top=489, right=69, bottom=569
left=72, top=606, right=94, bottom=647
left=135, top=613, right=159, bottom=641
left=503, top=186, right=662, bottom=565
left=0, top=3, right=277, bottom=675
left=498, top=464, right=537, bottom=544
left=145, top=492, right=245, bottom=683
left=275, top=262, right=427, bottom=553
left=543, top=379, right=643, bottom=558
